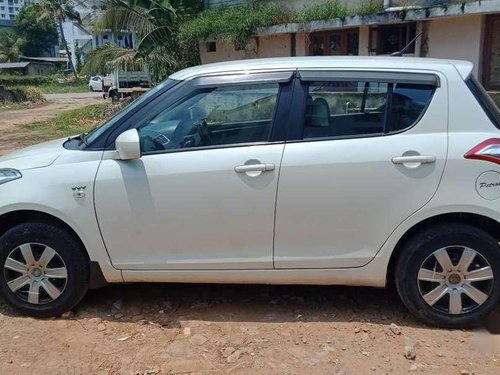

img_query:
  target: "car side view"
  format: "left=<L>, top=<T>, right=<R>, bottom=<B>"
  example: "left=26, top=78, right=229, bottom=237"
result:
left=1, top=57, right=499, bottom=328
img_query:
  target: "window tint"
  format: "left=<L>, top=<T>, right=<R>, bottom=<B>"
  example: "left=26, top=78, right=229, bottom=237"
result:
left=303, top=80, right=435, bottom=140
left=138, top=83, right=279, bottom=153
left=304, top=81, right=388, bottom=139
left=466, top=75, right=500, bottom=129
left=389, top=84, right=434, bottom=132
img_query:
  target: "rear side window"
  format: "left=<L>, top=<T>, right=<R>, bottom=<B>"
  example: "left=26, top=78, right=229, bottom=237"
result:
left=466, top=75, right=500, bottom=129
left=302, top=80, right=435, bottom=140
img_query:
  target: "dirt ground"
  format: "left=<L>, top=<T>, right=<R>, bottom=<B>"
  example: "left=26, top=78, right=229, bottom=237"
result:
left=0, top=92, right=103, bottom=155
left=0, top=95, right=499, bottom=375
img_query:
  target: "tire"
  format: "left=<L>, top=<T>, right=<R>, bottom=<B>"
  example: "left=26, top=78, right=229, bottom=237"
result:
left=110, top=91, right=119, bottom=103
left=0, top=222, right=89, bottom=318
left=395, top=223, right=500, bottom=328
left=89, top=86, right=94, bottom=92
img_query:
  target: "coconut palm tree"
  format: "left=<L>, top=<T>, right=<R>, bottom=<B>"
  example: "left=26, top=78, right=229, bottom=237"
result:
left=88, top=0, right=203, bottom=80
left=0, top=30, right=24, bottom=63
left=37, top=0, right=81, bottom=78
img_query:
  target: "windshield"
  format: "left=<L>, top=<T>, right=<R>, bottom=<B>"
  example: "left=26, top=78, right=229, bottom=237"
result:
left=84, top=78, right=179, bottom=147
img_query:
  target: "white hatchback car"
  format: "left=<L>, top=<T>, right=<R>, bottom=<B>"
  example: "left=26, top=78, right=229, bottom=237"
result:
left=88, top=76, right=103, bottom=92
left=1, top=57, right=499, bottom=327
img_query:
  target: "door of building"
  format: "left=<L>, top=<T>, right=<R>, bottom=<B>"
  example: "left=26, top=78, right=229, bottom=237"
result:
left=483, top=15, right=500, bottom=90
left=309, top=29, right=359, bottom=56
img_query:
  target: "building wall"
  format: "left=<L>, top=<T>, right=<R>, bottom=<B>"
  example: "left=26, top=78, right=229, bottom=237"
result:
left=0, top=0, right=38, bottom=21
left=26, top=63, right=53, bottom=76
left=425, top=14, right=484, bottom=77
left=258, top=34, right=291, bottom=58
left=200, top=39, right=258, bottom=64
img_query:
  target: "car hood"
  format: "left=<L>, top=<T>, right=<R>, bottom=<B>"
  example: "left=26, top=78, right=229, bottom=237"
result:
left=0, top=138, right=66, bottom=171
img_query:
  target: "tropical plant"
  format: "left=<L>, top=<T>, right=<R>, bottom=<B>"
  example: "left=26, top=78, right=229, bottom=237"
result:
left=15, top=4, right=59, bottom=57
left=88, top=0, right=203, bottom=81
left=37, top=0, right=81, bottom=78
left=0, top=30, right=24, bottom=63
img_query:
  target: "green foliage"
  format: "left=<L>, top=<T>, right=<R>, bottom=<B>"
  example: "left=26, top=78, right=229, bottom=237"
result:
left=15, top=4, right=59, bottom=57
left=0, top=86, right=45, bottom=104
left=0, top=75, right=58, bottom=86
left=0, top=30, right=24, bottom=63
left=89, top=0, right=203, bottom=81
left=180, top=2, right=293, bottom=50
left=297, top=1, right=349, bottom=23
left=354, top=0, right=384, bottom=16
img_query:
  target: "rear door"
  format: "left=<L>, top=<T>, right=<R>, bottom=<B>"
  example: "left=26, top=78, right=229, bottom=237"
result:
left=274, top=70, right=448, bottom=268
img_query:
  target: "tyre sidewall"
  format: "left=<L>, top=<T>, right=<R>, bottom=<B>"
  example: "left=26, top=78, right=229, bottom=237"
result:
left=0, top=222, right=89, bottom=317
left=396, top=224, right=500, bottom=328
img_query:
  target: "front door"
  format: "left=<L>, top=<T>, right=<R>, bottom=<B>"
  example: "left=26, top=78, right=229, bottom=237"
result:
left=95, top=78, right=289, bottom=270
left=483, top=15, right=500, bottom=90
left=274, top=71, right=447, bottom=268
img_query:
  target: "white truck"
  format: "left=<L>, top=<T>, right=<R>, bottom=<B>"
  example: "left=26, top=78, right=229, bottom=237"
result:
left=103, top=66, right=151, bottom=102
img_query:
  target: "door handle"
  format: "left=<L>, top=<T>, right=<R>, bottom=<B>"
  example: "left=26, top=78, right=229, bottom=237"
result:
left=392, top=155, right=436, bottom=165
left=234, top=163, right=275, bottom=173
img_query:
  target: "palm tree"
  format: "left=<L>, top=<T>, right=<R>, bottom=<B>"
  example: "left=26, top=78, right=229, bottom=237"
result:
left=37, top=0, right=81, bottom=78
left=0, top=30, right=24, bottom=63
left=88, top=0, right=203, bottom=80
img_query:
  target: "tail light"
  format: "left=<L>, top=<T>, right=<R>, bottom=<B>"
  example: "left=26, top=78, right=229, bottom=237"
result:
left=465, top=138, right=500, bottom=165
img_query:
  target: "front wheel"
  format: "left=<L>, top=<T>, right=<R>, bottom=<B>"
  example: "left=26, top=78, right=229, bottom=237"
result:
left=0, top=222, right=89, bottom=317
left=395, top=223, right=500, bottom=328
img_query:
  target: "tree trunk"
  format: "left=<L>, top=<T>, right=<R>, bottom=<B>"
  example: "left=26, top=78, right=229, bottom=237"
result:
left=58, top=20, right=77, bottom=79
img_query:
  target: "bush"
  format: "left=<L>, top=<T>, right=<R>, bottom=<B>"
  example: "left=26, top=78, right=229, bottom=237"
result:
left=0, top=86, right=45, bottom=104
left=297, top=1, right=349, bottom=23
left=180, top=3, right=294, bottom=50
left=0, top=75, right=58, bottom=86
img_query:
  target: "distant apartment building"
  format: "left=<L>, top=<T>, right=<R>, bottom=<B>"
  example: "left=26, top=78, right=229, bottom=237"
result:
left=201, top=0, right=500, bottom=90
left=0, top=0, right=37, bottom=21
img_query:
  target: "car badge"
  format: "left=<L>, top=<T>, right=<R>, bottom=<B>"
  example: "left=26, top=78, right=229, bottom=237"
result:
left=72, top=185, right=87, bottom=199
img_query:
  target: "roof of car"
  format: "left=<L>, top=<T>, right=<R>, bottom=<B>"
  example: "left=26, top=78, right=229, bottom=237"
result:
left=170, top=56, right=473, bottom=81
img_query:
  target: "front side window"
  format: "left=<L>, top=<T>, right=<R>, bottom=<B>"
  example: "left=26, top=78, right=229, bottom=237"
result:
left=138, top=83, right=279, bottom=153
left=303, top=80, right=435, bottom=140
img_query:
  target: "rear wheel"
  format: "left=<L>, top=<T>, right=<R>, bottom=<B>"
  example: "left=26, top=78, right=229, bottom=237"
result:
left=0, top=222, right=89, bottom=317
left=395, top=223, right=500, bottom=328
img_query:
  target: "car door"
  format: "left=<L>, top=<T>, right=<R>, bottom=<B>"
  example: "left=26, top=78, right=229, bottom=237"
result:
left=274, top=70, right=448, bottom=268
left=94, top=73, right=292, bottom=270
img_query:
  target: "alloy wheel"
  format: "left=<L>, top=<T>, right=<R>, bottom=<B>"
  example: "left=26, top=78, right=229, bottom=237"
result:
left=3, top=243, right=68, bottom=305
left=417, top=246, right=494, bottom=315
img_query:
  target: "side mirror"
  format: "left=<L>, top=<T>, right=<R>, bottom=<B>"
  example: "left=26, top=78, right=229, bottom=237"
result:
left=115, top=129, right=141, bottom=160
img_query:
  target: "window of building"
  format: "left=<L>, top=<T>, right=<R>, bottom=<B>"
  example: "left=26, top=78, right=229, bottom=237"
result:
left=369, top=23, right=416, bottom=55
left=206, top=41, right=216, bottom=53
left=138, top=83, right=280, bottom=153
left=309, top=29, right=359, bottom=56
left=302, top=80, right=435, bottom=139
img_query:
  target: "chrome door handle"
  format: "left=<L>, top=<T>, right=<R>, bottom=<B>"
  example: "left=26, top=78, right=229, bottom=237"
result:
left=234, top=163, right=275, bottom=173
left=392, top=155, right=436, bottom=165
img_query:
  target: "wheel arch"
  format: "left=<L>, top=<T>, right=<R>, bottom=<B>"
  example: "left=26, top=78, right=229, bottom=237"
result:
left=0, top=210, right=89, bottom=262
left=386, top=212, right=500, bottom=287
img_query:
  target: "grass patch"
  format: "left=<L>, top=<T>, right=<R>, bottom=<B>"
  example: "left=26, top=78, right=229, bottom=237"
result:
left=39, top=82, right=89, bottom=94
left=21, top=103, right=109, bottom=140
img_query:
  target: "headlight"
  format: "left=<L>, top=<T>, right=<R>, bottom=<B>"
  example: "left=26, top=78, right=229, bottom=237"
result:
left=0, top=169, right=22, bottom=185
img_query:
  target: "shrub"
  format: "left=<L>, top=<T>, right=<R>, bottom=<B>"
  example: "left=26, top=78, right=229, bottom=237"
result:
left=0, top=86, right=45, bottom=104
left=297, top=0, right=349, bottom=23
left=180, top=2, right=294, bottom=50
left=0, top=75, right=58, bottom=86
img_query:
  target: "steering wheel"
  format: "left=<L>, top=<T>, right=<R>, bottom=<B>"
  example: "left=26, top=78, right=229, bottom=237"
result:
left=195, top=119, right=211, bottom=146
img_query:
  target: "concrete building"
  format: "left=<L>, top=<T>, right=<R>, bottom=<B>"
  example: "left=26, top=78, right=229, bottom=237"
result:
left=200, top=0, right=500, bottom=90
left=0, top=0, right=37, bottom=21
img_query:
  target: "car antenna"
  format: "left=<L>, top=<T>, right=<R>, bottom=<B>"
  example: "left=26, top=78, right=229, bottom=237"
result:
left=390, top=32, right=423, bottom=57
